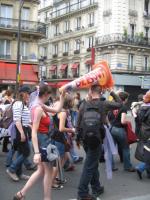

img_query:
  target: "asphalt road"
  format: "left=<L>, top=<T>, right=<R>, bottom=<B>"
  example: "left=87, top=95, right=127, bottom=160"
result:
left=0, top=142, right=150, bottom=200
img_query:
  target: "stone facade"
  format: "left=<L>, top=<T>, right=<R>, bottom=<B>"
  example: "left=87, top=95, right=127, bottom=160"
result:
left=38, top=0, right=150, bottom=95
left=0, top=0, right=44, bottom=62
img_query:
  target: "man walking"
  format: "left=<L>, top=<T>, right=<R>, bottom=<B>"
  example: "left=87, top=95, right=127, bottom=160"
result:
left=76, top=85, right=122, bottom=200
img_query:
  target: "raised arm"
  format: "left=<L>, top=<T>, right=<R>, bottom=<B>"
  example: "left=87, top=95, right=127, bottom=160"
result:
left=104, top=91, right=123, bottom=112
left=42, top=92, right=65, bottom=113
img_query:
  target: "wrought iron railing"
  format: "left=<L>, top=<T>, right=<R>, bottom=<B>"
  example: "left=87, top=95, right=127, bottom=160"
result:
left=95, top=33, right=150, bottom=47
left=0, top=54, right=11, bottom=59
left=51, top=0, right=98, bottom=19
left=129, top=9, right=138, bottom=17
left=0, top=17, right=46, bottom=36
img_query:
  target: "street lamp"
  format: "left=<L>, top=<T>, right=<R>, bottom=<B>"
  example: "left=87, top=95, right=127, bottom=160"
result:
left=15, top=0, right=24, bottom=95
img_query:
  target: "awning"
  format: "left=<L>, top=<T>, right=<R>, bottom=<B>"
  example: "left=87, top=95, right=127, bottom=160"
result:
left=85, top=60, right=92, bottom=65
left=32, top=65, right=39, bottom=73
left=0, top=61, right=38, bottom=84
left=49, top=65, right=57, bottom=71
left=60, top=64, right=68, bottom=70
left=71, top=63, right=79, bottom=69
left=48, top=82, right=57, bottom=88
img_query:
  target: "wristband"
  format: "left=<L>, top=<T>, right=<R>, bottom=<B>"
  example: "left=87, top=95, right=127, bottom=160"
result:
left=34, top=152, right=40, bottom=154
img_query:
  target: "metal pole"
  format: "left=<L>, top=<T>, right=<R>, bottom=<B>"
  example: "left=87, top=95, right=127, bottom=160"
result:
left=15, top=0, right=24, bottom=96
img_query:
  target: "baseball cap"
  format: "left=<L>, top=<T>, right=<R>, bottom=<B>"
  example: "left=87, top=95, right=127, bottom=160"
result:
left=19, top=86, right=31, bottom=94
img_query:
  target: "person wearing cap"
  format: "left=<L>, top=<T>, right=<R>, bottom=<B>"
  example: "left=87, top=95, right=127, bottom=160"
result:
left=6, top=85, right=32, bottom=182
left=135, top=90, right=150, bottom=179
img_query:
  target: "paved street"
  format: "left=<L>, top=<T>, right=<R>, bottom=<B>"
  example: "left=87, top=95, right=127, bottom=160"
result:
left=0, top=143, right=150, bottom=200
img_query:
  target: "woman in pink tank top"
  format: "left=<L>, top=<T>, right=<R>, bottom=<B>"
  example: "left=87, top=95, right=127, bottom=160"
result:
left=13, top=84, right=65, bottom=200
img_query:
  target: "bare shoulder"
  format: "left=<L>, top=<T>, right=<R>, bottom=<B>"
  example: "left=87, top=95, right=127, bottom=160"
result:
left=33, top=106, right=43, bottom=115
left=59, top=111, right=67, bottom=118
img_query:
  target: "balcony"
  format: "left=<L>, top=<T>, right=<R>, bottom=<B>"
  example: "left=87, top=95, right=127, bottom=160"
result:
left=74, top=50, right=80, bottom=54
left=22, top=56, right=29, bottom=60
left=73, top=73, right=79, bottom=78
left=95, top=33, right=150, bottom=48
left=51, top=0, right=98, bottom=22
left=0, top=18, right=46, bottom=38
left=52, top=54, right=58, bottom=58
left=87, top=47, right=91, bottom=52
left=63, top=52, right=68, bottom=56
left=64, top=30, right=70, bottom=34
left=88, top=23, right=94, bottom=27
left=129, top=9, right=138, bottom=17
left=143, top=11, right=150, bottom=19
left=103, top=9, right=112, bottom=17
left=54, top=33, right=61, bottom=36
left=51, top=75, right=57, bottom=79
left=75, top=27, right=81, bottom=31
left=62, top=74, right=68, bottom=78
left=0, top=54, right=11, bottom=59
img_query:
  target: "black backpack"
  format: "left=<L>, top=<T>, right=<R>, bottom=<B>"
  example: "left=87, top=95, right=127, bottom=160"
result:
left=81, top=101, right=105, bottom=149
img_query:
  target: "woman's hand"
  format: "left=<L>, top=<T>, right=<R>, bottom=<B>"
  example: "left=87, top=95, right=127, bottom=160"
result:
left=33, top=153, right=41, bottom=164
left=68, top=128, right=76, bottom=137
left=60, top=91, right=66, bottom=100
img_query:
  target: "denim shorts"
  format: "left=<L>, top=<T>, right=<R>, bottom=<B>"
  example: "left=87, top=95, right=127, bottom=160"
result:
left=37, top=133, right=51, bottom=162
left=37, top=133, right=49, bottom=148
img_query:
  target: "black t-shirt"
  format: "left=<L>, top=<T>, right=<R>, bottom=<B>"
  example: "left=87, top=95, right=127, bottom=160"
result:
left=110, top=105, right=128, bottom=128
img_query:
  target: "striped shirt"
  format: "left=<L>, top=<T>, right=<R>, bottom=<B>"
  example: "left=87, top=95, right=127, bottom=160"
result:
left=13, top=101, right=31, bottom=126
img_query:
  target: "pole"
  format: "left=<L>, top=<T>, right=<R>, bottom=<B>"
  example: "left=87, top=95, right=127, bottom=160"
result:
left=15, top=0, right=24, bottom=96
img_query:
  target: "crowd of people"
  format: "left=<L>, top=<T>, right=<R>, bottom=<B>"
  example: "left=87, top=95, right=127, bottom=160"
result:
left=0, top=83, right=149, bottom=200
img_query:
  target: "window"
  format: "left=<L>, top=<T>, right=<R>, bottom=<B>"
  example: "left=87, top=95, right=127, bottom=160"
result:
left=90, top=0, right=95, bottom=4
left=144, top=56, right=149, bottom=71
left=144, top=0, right=149, bottom=15
left=102, top=53, right=111, bottom=64
left=86, top=64, right=91, bottom=73
left=53, top=44, right=58, bottom=55
left=43, top=47, right=47, bottom=57
left=22, top=7, right=30, bottom=20
left=145, top=26, right=149, bottom=38
left=72, top=63, right=79, bottom=78
left=87, top=36, right=94, bottom=48
left=130, top=24, right=135, bottom=37
left=129, top=0, right=136, bottom=10
left=77, top=0, right=81, bottom=9
left=21, top=42, right=29, bottom=60
left=66, top=2, right=70, bottom=13
left=0, top=40, right=10, bottom=58
left=21, top=7, right=30, bottom=28
left=128, top=54, right=134, bottom=70
left=76, top=17, right=81, bottom=30
left=0, top=4, right=13, bottom=26
left=54, top=24, right=59, bottom=36
left=75, top=40, right=80, bottom=51
left=104, top=0, right=111, bottom=10
left=64, top=21, right=70, bottom=33
left=46, top=26, right=48, bottom=38
left=41, top=65, right=47, bottom=80
left=63, top=42, right=69, bottom=53
left=45, top=11, right=49, bottom=21
left=88, top=13, right=94, bottom=26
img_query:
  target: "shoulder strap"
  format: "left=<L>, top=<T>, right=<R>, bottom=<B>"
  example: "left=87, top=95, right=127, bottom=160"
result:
left=143, top=107, right=150, bottom=121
